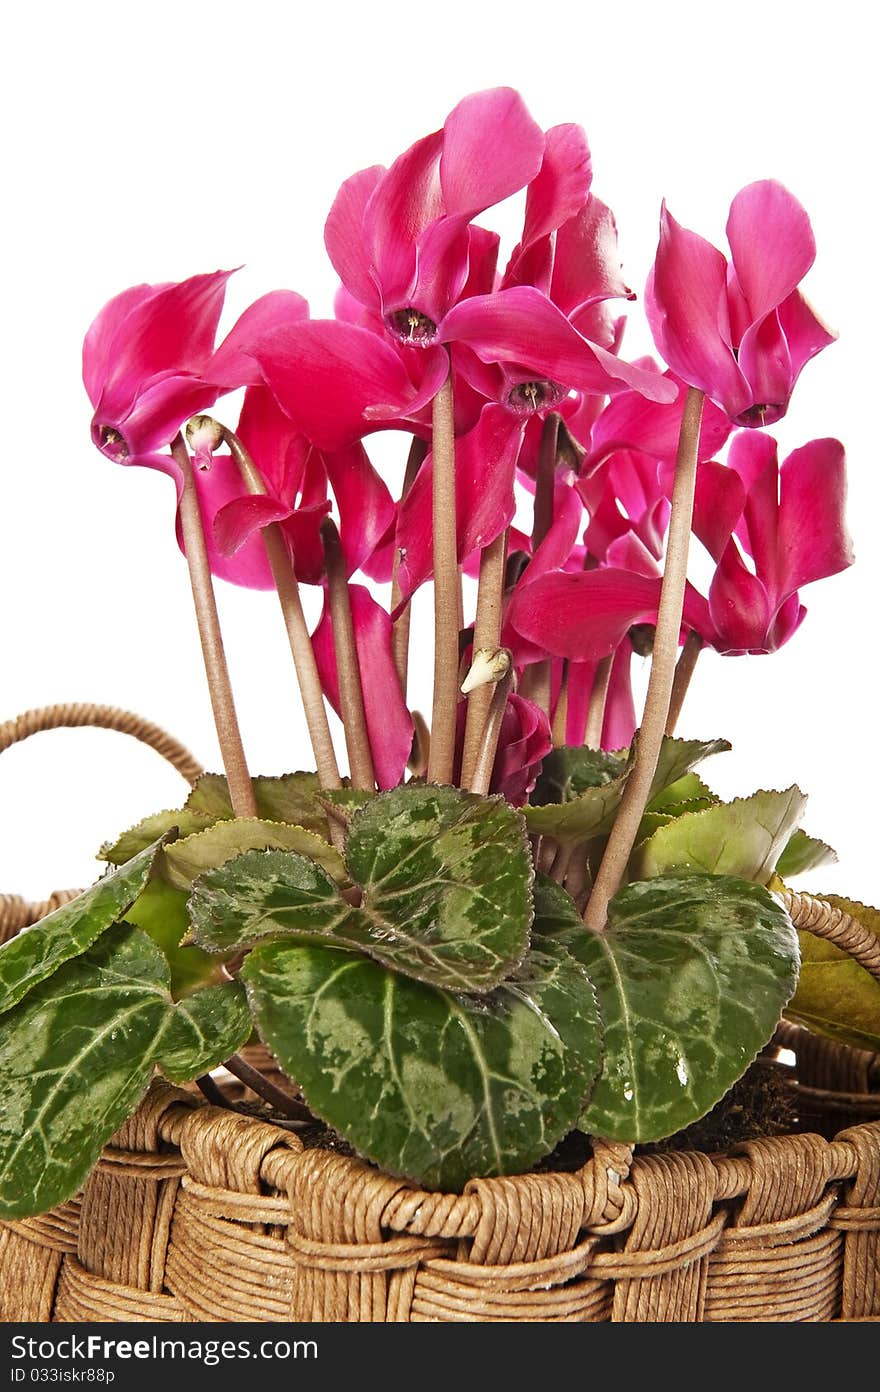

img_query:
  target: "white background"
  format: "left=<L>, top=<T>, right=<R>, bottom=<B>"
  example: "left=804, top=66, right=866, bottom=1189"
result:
left=1, top=0, right=876, bottom=900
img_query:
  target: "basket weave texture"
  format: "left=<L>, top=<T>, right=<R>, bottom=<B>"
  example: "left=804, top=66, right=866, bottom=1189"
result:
left=2, top=706, right=879, bottom=1322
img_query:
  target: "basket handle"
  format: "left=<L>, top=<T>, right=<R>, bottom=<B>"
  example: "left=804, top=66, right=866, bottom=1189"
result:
left=781, top=888, right=880, bottom=986
left=0, top=703, right=205, bottom=941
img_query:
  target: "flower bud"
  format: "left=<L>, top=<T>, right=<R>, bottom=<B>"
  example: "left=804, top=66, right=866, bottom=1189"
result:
left=186, top=414, right=224, bottom=471
left=461, top=647, right=512, bottom=695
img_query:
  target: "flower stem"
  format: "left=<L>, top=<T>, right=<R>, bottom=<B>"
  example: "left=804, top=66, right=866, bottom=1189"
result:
left=428, top=371, right=459, bottom=785
left=171, top=436, right=257, bottom=819
left=551, top=661, right=569, bottom=747
left=218, top=425, right=342, bottom=794
left=222, top=1053, right=313, bottom=1122
left=665, top=630, right=703, bottom=735
left=469, top=665, right=514, bottom=797
left=584, top=655, right=613, bottom=748
left=390, top=436, right=428, bottom=698
left=321, top=518, right=375, bottom=790
left=460, top=529, right=508, bottom=787
left=583, top=387, right=704, bottom=931
left=532, top=412, right=560, bottom=550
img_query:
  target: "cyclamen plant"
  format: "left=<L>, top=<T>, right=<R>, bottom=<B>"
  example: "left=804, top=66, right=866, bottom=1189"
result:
left=1, top=89, right=874, bottom=1214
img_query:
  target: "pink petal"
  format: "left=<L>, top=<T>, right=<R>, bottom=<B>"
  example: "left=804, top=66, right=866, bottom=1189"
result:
left=209, top=290, right=310, bottom=388
left=323, top=443, right=395, bottom=577
left=490, top=694, right=552, bottom=805
left=441, top=286, right=678, bottom=403
left=214, top=493, right=296, bottom=556
left=92, top=270, right=233, bottom=407
left=277, top=505, right=333, bottom=585
left=83, top=283, right=160, bottom=405
left=725, top=181, right=815, bottom=321
left=777, top=289, right=837, bottom=380
left=602, top=644, right=637, bottom=751
left=777, top=438, right=853, bottom=593
left=550, top=195, right=633, bottom=316
left=736, top=310, right=793, bottom=426
left=439, top=88, right=544, bottom=216
left=588, top=370, right=733, bottom=464
left=93, top=373, right=222, bottom=460
left=252, top=320, right=444, bottom=451
left=527, top=477, right=584, bottom=580
left=174, top=451, right=275, bottom=590
left=707, top=539, right=773, bottom=653
left=395, top=404, right=523, bottom=603
left=368, top=130, right=444, bottom=310
left=324, top=165, right=385, bottom=309
left=689, top=460, right=748, bottom=563
left=312, top=585, right=413, bottom=789
left=235, top=385, right=305, bottom=499
left=504, top=124, right=592, bottom=291
left=646, top=206, right=749, bottom=414
left=461, top=224, right=501, bottom=299
left=507, top=568, right=666, bottom=662
left=766, top=593, right=807, bottom=652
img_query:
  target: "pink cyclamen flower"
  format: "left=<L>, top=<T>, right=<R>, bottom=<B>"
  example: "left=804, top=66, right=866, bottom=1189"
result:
left=83, top=270, right=309, bottom=587
left=454, top=693, right=551, bottom=806
left=646, top=181, right=835, bottom=426
left=324, top=89, right=545, bottom=346
left=212, top=386, right=395, bottom=586
left=688, top=433, right=853, bottom=653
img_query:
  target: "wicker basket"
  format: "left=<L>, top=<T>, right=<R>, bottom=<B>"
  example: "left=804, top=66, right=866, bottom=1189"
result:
left=2, top=707, right=879, bottom=1323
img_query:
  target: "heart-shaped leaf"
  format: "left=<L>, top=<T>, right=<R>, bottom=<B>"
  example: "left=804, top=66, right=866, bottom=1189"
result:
left=158, top=980, right=251, bottom=1081
left=535, top=873, right=799, bottom=1143
left=0, top=837, right=169, bottom=1016
left=186, top=771, right=333, bottom=839
left=631, top=787, right=807, bottom=885
left=100, top=809, right=215, bottom=865
left=190, top=785, right=534, bottom=993
left=242, top=936, right=601, bottom=1190
left=0, top=925, right=251, bottom=1218
left=532, top=747, right=626, bottom=805
left=785, top=895, right=880, bottom=1054
left=124, top=879, right=226, bottom=998
left=776, top=830, right=838, bottom=880
left=163, top=818, right=345, bottom=892
left=523, top=737, right=730, bottom=843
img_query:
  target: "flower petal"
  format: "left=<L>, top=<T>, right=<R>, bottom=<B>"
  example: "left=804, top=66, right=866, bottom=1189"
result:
left=504, top=124, right=593, bottom=291
left=726, top=181, right=815, bottom=321
left=395, top=404, right=523, bottom=603
left=174, top=452, right=275, bottom=590
left=777, top=288, right=837, bottom=380
left=441, top=286, right=678, bottom=403
left=439, top=88, right=544, bottom=216
left=324, top=165, right=385, bottom=309
left=550, top=195, right=633, bottom=316
left=589, top=370, right=732, bottom=464
left=209, top=290, right=310, bottom=388
left=252, top=320, right=443, bottom=451
left=312, top=584, right=413, bottom=789
left=646, top=205, right=748, bottom=413
left=707, top=538, right=773, bottom=653
left=777, top=438, right=853, bottom=593
left=323, top=443, right=395, bottom=577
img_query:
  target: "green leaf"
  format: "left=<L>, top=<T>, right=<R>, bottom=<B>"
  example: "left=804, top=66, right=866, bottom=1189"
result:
left=124, top=879, right=225, bottom=998
left=537, top=874, right=799, bottom=1143
left=523, top=737, right=730, bottom=843
left=99, top=809, right=215, bottom=865
left=0, top=924, right=255, bottom=1218
left=163, top=817, right=345, bottom=892
left=242, top=936, right=602, bottom=1190
left=158, top=981, right=251, bottom=1081
left=532, top=747, right=626, bottom=805
left=190, top=785, right=535, bottom=993
left=0, top=838, right=168, bottom=1016
left=776, top=830, right=838, bottom=880
left=631, top=787, right=807, bottom=885
left=785, top=895, right=880, bottom=1053
left=646, top=773, right=719, bottom=813
left=0, top=925, right=170, bottom=1217
left=186, top=771, right=333, bottom=839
